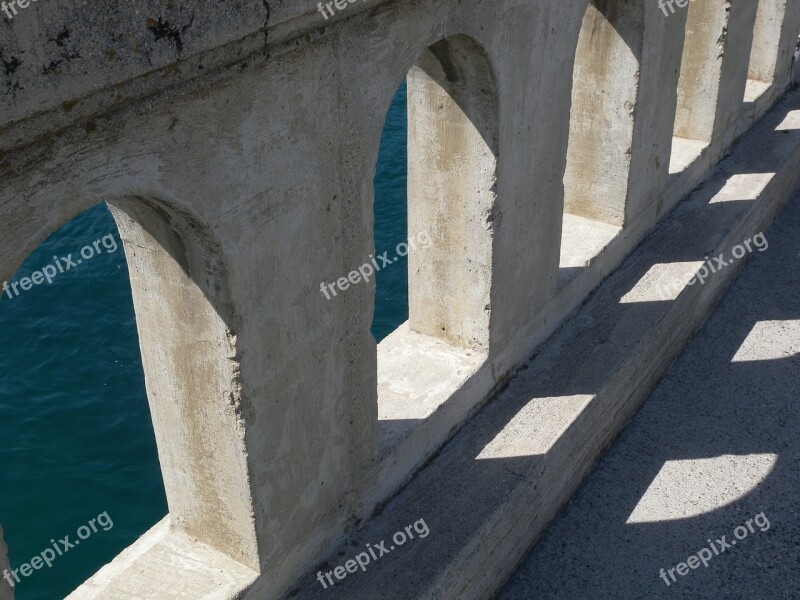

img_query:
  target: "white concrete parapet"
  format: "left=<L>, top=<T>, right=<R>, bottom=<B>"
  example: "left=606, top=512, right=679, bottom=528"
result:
left=1, top=1, right=799, bottom=598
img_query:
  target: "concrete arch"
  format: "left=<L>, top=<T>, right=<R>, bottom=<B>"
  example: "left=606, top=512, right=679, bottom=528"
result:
left=563, top=0, right=645, bottom=227
left=369, top=33, right=498, bottom=514
left=107, top=197, right=259, bottom=571
left=405, top=34, right=499, bottom=351
left=1, top=195, right=259, bottom=573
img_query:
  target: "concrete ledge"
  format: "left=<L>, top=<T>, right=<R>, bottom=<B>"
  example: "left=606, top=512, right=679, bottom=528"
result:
left=285, top=90, right=800, bottom=600
left=500, top=190, right=800, bottom=599
left=668, top=137, right=707, bottom=176
left=559, top=213, right=621, bottom=289
left=377, top=324, right=485, bottom=457
left=66, top=518, right=258, bottom=600
left=0, top=0, right=395, bottom=153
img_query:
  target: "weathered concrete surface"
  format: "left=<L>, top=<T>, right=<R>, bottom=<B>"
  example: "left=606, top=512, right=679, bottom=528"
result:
left=0, top=0, right=409, bottom=147
left=672, top=0, right=732, bottom=144
left=500, top=191, right=800, bottom=600
left=1, top=0, right=799, bottom=598
left=108, top=200, right=260, bottom=570
left=563, top=0, right=644, bottom=226
left=0, top=525, right=11, bottom=600
left=407, top=40, right=497, bottom=351
left=284, top=89, right=800, bottom=600
left=65, top=518, right=257, bottom=600
left=749, top=0, right=790, bottom=83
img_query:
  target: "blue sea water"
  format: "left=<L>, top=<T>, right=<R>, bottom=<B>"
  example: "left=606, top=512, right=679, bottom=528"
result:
left=0, top=85, right=408, bottom=598
left=372, top=82, right=409, bottom=341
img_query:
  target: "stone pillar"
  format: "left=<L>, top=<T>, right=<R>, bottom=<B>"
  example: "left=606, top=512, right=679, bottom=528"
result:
left=748, top=0, right=788, bottom=83
left=0, top=525, right=12, bottom=600
left=563, top=0, right=644, bottom=227
left=109, top=200, right=260, bottom=571
left=774, top=0, right=800, bottom=89
left=672, top=0, right=732, bottom=144
left=711, top=0, right=760, bottom=148
left=625, top=1, right=690, bottom=220
left=407, top=37, right=498, bottom=351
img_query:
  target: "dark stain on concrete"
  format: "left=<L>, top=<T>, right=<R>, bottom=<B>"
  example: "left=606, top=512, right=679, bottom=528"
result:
left=50, top=28, right=71, bottom=47
left=0, top=49, right=22, bottom=94
left=146, top=12, right=195, bottom=56
left=0, top=51, right=20, bottom=76
left=41, top=28, right=81, bottom=75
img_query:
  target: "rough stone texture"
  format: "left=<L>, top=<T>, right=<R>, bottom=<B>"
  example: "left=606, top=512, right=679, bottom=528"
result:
left=500, top=175, right=800, bottom=600
left=1, top=0, right=799, bottom=598
left=407, top=40, right=497, bottom=351
left=673, top=0, right=731, bottom=143
left=563, top=0, right=643, bottom=226
left=65, top=518, right=257, bottom=600
left=108, top=201, right=260, bottom=569
left=750, top=0, right=790, bottom=83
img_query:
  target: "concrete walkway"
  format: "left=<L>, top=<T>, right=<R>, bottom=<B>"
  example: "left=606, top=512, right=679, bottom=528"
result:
left=500, top=194, right=800, bottom=599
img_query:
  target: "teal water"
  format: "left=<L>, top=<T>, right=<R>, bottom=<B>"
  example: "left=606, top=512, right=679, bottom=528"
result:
left=0, top=85, right=408, bottom=598
left=0, top=206, right=167, bottom=599
left=372, top=82, right=409, bottom=341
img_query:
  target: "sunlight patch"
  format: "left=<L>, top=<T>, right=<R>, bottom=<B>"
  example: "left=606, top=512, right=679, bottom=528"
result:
left=620, top=262, right=704, bottom=303
left=626, top=454, right=778, bottom=523
left=476, top=395, right=593, bottom=459
left=709, top=173, right=774, bottom=204
left=732, top=320, right=800, bottom=362
left=775, top=110, right=800, bottom=131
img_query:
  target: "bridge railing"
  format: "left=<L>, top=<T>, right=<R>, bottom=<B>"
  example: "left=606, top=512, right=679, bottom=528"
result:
left=1, top=1, right=799, bottom=599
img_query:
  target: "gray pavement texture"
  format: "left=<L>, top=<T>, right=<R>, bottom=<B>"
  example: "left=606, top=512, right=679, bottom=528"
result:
left=499, top=194, right=800, bottom=599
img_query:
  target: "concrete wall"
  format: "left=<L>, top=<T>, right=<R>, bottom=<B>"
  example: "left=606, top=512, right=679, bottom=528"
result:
left=749, top=0, right=789, bottom=82
left=673, top=0, right=730, bottom=143
left=407, top=38, right=497, bottom=351
left=1, top=0, right=799, bottom=598
left=563, top=0, right=644, bottom=226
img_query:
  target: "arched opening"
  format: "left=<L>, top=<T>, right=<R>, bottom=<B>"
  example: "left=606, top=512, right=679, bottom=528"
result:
left=371, top=80, right=409, bottom=343
left=744, top=0, right=789, bottom=103
left=406, top=36, right=498, bottom=351
left=0, top=198, right=259, bottom=597
left=561, top=0, right=642, bottom=283
left=0, top=203, right=166, bottom=598
left=104, top=197, right=259, bottom=571
left=669, top=0, right=724, bottom=174
left=373, top=34, right=497, bottom=454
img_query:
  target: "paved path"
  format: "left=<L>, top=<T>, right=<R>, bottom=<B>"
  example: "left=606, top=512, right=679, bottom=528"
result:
left=500, top=194, right=800, bottom=600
